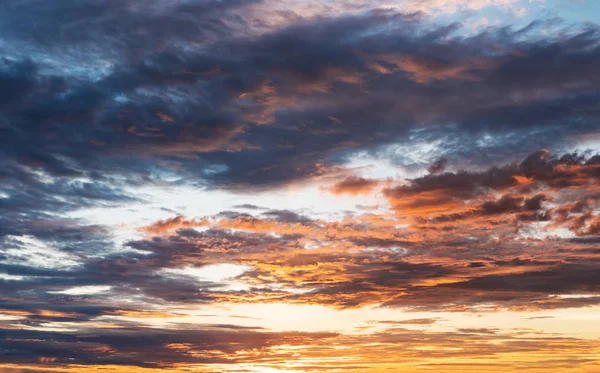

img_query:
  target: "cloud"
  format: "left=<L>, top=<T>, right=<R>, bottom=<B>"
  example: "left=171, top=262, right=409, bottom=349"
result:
left=427, top=157, right=449, bottom=174
left=1, top=7, right=600, bottom=192
left=373, top=318, right=441, bottom=325
left=0, top=326, right=337, bottom=368
left=141, top=216, right=210, bottom=235
left=326, top=176, right=381, bottom=195
left=2, top=2, right=600, bottom=372
left=1, top=150, right=597, bottom=320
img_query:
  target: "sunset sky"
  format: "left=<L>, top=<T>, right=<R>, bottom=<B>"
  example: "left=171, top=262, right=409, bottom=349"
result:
left=1, top=0, right=600, bottom=372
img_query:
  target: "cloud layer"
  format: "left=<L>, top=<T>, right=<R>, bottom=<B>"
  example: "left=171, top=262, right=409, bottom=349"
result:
left=1, top=0, right=600, bottom=372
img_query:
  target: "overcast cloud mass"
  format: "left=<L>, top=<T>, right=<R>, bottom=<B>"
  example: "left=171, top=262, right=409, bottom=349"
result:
left=1, top=0, right=600, bottom=372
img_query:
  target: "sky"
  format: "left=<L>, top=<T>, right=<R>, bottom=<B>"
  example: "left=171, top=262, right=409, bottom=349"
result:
left=1, top=0, right=600, bottom=372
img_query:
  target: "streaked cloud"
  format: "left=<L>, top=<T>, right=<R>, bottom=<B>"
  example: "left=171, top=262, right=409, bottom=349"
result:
left=1, top=0, right=600, bottom=372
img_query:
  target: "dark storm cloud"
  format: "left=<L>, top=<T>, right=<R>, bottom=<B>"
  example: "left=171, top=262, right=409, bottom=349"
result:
left=385, top=165, right=519, bottom=200
left=0, top=168, right=134, bottom=219
left=0, top=228, right=300, bottom=306
left=450, top=263, right=600, bottom=293
left=385, top=150, right=600, bottom=213
left=200, top=19, right=600, bottom=187
left=0, top=326, right=336, bottom=368
left=0, top=0, right=254, bottom=58
left=480, top=194, right=524, bottom=215
left=261, top=209, right=313, bottom=223
left=0, top=0, right=258, bottom=200
left=0, top=4, right=599, bottom=191
left=427, top=158, right=449, bottom=174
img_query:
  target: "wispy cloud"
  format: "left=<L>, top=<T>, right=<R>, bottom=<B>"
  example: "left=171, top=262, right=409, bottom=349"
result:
left=1, top=0, right=600, bottom=372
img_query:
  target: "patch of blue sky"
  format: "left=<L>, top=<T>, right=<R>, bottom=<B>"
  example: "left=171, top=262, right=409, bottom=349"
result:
left=429, top=0, right=597, bottom=37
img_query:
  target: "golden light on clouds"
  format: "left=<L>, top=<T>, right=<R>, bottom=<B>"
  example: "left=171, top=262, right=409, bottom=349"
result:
left=1, top=0, right=600, bottom=372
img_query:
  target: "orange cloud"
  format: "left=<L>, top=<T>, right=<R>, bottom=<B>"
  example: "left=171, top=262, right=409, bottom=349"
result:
left=141, top=215, right=211, bottom=235
left=326, top=176, right=381, bottom=195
